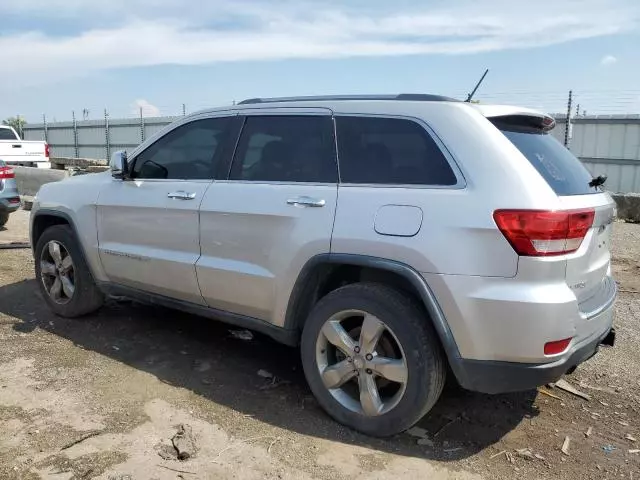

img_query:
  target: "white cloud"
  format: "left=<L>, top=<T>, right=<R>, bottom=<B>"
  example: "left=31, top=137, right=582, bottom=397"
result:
left=131, top=99, right=160, bottom=117
left=0, top=0, right=638, bottom=87
left=600, top=54, right=618, bottom=65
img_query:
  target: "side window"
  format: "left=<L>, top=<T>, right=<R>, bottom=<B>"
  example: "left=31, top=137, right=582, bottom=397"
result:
left=335, top=116, right=457, bottom=186
left=132, top=117, right=231, bottom=180
left=230, top=116, right=337, bottom=183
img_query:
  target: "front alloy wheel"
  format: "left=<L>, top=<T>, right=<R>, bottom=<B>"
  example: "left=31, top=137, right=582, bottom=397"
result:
left=40, top=240, right=75, bottom=304
left=34, top=224, right=104, bottom=317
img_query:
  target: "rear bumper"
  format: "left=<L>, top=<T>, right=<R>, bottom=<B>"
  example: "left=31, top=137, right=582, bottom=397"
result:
left=0, top=196, right=21, bottom=213
left=455, top=305, right=615, bottom=394
left=423, top=267, right=617, bottom=362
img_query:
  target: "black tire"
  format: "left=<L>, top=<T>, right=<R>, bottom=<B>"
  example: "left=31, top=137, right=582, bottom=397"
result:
left=301, top=283, right=446, bottom=437
left=34, top=224, right=104, bottom=317
left=0, top=212, right=8, bottom=227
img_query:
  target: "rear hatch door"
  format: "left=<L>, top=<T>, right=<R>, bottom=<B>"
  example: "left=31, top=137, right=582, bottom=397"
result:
left=491, top=113, right=615, bottom=312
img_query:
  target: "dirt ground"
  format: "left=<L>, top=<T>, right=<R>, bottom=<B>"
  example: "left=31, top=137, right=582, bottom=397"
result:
left=0, top=210, right=639, bottom=480
left=0, top=209, right=29, bottom=246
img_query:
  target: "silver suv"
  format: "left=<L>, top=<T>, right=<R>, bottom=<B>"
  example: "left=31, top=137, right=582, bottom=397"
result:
left=30, top=95, right=616, bottom=437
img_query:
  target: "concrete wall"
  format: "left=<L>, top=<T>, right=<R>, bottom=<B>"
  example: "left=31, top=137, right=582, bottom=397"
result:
left=14, top=167, right=68, bottom=197
left=611, top=193, right=640, bottom=223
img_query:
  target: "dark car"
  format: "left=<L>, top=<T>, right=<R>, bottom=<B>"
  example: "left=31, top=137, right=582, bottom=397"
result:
left=0, top=159, right=21, bottom=227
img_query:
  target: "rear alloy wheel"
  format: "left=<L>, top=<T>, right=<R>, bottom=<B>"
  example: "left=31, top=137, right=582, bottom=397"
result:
left=301, top=283, right=446, bottom=437
left=316, top=310, right=408, bottom=417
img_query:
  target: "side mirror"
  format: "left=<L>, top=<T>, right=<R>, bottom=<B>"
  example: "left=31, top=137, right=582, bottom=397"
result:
left=110, top=151, right=129, bottom=179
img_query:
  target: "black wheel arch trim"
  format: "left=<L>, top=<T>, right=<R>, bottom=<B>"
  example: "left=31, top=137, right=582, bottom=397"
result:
left=285, top=253, right=469, bottom=384
left=31, top=209, right=90, bottom=264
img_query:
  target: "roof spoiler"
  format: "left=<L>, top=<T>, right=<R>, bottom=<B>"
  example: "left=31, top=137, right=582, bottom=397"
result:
left=488, top=113, right=556, bottom=132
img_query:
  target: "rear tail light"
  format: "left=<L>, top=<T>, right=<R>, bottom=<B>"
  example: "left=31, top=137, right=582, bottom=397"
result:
left=0, top=166, right=15, bottom=179
left=493, top=208, right=595, bottom=257
left=45, top=143, right=50, bottom=158
left=8, top=197, right=20, bottom=204
left=544, top=338, right=572, bottom=355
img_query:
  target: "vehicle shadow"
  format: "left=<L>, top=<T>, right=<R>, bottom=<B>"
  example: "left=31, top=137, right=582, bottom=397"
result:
left=1, top=278, right=539, bottom=462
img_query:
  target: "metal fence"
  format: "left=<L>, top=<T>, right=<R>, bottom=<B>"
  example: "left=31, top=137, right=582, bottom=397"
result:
left=23, top=112, right=640, bottom=193
left=24, top=115, right=178, bottom=160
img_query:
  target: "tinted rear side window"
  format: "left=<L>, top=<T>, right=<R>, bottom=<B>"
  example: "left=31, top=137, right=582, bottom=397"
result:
left=335, top=116, right=457, bottom=186
left=499, top=128, right=599, bottom=196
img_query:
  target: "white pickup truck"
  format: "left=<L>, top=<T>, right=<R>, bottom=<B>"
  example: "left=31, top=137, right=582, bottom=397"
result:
left=0, top=125, right=50, bottom=168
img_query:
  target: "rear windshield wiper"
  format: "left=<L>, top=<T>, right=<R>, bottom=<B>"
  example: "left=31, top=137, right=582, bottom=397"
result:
left=589, top=174, right=607, bottom=188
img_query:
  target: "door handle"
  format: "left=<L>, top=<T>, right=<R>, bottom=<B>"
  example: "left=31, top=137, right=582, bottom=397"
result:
left=286, top=196, right=326, bottom=208
left=167, top=191, right=197, bottom=200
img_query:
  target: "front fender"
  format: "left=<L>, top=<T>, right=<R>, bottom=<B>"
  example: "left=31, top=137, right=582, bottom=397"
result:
left=31, top=174, right=111, bottom=282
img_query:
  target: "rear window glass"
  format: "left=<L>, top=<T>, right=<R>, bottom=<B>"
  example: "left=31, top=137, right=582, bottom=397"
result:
left=0, top=128, right=18, bottom=140
left=499, top=128, right=599, bottom=196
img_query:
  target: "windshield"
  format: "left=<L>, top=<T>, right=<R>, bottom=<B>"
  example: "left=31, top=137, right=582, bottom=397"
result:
left=499, top=128, right=600, bottom=196
left=0, top=128, right=19, bottom=140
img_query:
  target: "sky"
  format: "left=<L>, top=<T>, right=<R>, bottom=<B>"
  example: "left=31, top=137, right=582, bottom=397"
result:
left=2, top=0, right=640, bottom=122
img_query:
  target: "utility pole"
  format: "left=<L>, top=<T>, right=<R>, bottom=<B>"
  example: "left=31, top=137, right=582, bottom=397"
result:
left=564, top=90, right=573, bottom=148
left=140, top=106, right=145, bottom=143
left=104, top=109, right=110, bottom=161
left=182, top=104, right=186, bottom=116
left=42, top=114, right=49, bottom=144
left=72, top=110, right=79, bottom=158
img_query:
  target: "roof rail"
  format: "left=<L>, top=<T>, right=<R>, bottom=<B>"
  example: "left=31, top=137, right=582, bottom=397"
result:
left=237, top=94, right=459, bottom=105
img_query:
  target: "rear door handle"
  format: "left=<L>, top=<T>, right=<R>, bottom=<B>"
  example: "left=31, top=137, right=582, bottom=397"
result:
left=286, top=196, right=326, bottom=208
left=167, top=191, right=196, bottom=200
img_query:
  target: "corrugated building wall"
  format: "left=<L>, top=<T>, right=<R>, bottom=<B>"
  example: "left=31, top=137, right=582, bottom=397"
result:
left=553, top=115, right=640, bottom=193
